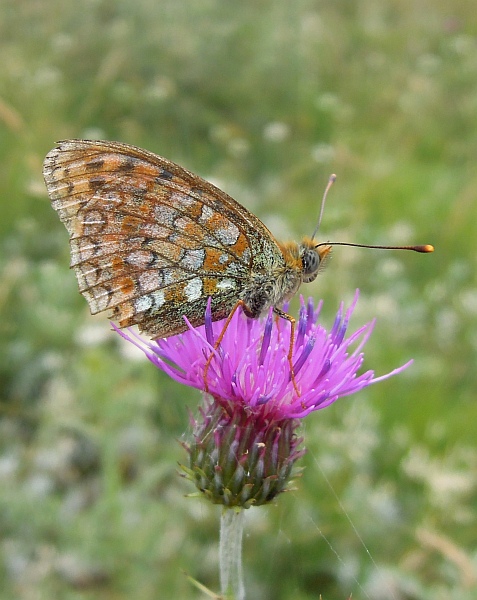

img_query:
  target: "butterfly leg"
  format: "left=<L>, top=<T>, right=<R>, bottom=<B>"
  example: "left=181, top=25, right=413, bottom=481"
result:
left=273, top=307, right=300, bottom=397
left=203, top=300, right=246, bottom=393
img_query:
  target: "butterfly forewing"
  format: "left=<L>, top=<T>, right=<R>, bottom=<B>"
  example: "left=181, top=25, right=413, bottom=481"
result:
left=43, top=140, right=285, bottom=338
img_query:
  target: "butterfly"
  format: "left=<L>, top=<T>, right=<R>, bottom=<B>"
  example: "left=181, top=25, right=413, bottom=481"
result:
left=43, top=140, right=433, bottom=390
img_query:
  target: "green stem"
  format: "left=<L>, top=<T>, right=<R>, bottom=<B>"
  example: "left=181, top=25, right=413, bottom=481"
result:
left=219, top=508, right=245, bottom=600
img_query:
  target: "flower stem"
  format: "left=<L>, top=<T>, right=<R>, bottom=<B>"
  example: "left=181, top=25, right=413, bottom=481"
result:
left=219, top=508, right=245, bottom=600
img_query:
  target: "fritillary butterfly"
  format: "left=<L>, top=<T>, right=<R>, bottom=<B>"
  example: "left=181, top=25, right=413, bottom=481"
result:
left=43, top=140, right=433, bottom=390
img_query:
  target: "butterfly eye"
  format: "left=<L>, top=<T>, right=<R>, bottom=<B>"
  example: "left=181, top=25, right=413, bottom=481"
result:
left=301, top=248, right=320, bottom=282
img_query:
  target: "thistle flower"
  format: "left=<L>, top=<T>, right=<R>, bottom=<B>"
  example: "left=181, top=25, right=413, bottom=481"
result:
left=114, top=290, right=410, bottom=509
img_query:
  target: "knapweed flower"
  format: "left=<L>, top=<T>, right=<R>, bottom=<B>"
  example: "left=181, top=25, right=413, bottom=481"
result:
left=115, top=290, right=410, bottom=508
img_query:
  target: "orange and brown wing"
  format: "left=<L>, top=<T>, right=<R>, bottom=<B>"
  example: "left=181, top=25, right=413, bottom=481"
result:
left=43, top=139, right=284, bottom=338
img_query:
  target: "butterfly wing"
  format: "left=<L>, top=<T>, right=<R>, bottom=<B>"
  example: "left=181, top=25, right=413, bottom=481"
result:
left=43, top=139, right=284, bottom=338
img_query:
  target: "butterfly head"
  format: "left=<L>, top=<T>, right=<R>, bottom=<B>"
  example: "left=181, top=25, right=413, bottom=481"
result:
left=300, top=237, right=332, bottom=283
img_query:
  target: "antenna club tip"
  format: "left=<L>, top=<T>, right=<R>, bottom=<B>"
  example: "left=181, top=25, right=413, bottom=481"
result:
left=329, top=173, right=337, bottom=182
left=421, top=244, right=434, bottom=253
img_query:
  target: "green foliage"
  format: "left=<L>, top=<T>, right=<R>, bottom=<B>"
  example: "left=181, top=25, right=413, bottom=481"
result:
left=1, top=0, right=476, bottom=598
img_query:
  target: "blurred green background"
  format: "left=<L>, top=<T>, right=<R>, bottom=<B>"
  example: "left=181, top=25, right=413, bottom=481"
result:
left=1, top=0, right=476, bottom=598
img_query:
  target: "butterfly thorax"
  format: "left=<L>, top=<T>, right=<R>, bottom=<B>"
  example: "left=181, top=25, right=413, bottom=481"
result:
left=241, top=237, right=331, bottom=318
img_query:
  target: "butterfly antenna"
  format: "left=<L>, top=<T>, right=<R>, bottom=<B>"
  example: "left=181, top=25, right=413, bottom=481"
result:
left=311, top=174, right=336, bottom=241
left=315, top=241, right=434, bottom=253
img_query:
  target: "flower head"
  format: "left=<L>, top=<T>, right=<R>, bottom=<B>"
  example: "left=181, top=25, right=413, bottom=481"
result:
left=114, top=290, right=410, bottom=507
left=116, top=290, right=409, bottom=419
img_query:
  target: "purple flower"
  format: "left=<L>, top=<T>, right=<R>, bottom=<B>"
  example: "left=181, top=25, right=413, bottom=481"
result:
left=114, top=290, right=410, bottom=419
left=114, top=290, right=411, bottom=507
